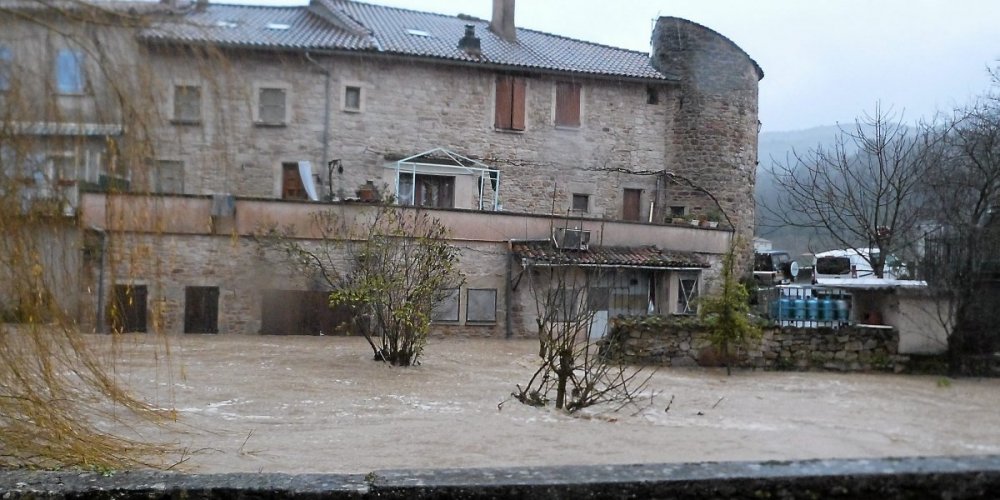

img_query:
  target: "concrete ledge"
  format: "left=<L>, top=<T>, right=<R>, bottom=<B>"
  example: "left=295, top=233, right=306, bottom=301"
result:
left=3, top=456, right=1000, bottom=499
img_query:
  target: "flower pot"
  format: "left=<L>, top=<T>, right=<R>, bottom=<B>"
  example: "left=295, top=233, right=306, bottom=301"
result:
left=689, top=219, right=700, bottom=226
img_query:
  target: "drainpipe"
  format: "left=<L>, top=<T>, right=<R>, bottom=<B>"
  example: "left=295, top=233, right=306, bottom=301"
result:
left=90, top=225, right=108, bottom=334
left=505, top=240, right=514, bottom=338
left=305, top=52, right=332, bottom=194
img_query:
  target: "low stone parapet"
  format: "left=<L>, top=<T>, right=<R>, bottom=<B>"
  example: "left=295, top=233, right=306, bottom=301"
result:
left=2, top=456, right=999, bottom=499
left=606, top=316, right=907, bottom=372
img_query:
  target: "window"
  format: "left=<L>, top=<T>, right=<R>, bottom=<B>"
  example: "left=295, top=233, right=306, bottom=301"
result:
left=172, top=85, right=201, bottom=124
left=343, top=85, right=362, bottom=112
left=466, top=289, right=497, bottom=323
left=555, top=81, right=581, bottom=127
left=153, top=160, right=184, bottom=194
left=677, top=276, right=699, bottom=315
left=571, top=193, right=589, bottom=213
left=398, top=173, right=454, bottom=208
left=110, top=284, right=147, bottom=333
left=495, top=75, right=526, bottom=131
left=55, top=48, right=85, bottom=94
left=256, top=86, right=287, bottom=125
left=623, top=188, right=641, bottom=221
left=646, top=85, right=659, bottom=105
left=432, top=288, right=460, bottom=322
left=670, top=206, right=685, bottom=217
left=281, top=162, right=306, bottom=200
left=0, top=46, right=11, bottom=91
left=184, top=286, right=219, bottom=334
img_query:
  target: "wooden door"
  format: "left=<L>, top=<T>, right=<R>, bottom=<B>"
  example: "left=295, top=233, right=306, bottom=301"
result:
left=623, top=188, right=641, bottom=221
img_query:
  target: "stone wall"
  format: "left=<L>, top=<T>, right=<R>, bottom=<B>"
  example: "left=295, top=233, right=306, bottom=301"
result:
left=4, top=456, right=1000, bottom=499
left=609, top=316, right=908, bottom=372
left=651, top=17, right=763, bottom=264
left=146, top=48, right=677, bottom=221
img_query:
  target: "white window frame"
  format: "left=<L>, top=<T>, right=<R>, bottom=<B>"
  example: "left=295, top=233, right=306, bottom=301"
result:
left=675, top=272, right=700, bottom=315
left=253, top=82, right=291, bottom=126
left=340, top=82, right=365, bottom=113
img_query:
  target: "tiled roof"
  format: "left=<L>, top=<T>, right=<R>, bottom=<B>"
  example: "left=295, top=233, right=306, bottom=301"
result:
left=512, top=240, right=708, bottom=269
left=142, top=4, right=374, bottom=51
left=141, top=0, right=673, bottom=81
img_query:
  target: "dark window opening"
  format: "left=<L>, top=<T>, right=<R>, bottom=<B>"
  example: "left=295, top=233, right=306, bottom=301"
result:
left=816, top=256, right=851, bottom=275
left=572, top=193, right=589, bottom=212
left=555, top=81, right=581, bottom=127
left=670, top=206, right=685, bottom=217
left=399, top=173, right=454, bottom=208
left=110, top=284, right=147, bottom=333
left=495, top=75, right=526, bottom=131
left=184, top=286, right=219, bottom=334
left=281, top=162, right=306, bottom=200
left=646, top=85, right=659, bottom=105
left=260, top=290, right=352, bottom=335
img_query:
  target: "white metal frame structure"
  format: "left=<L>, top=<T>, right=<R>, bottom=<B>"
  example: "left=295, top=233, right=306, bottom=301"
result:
left=394, top=147, right=501, bottom=211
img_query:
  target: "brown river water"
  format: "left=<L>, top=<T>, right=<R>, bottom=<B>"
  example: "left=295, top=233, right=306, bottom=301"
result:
left=96, top=334, right=1000, bottom=473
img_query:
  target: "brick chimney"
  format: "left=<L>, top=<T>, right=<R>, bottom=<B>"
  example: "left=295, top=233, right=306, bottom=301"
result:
left=490, top=0, right=516, bottom=42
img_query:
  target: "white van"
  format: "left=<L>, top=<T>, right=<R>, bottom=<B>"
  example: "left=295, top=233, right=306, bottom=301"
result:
left=813, top=248, right=903, bottom=281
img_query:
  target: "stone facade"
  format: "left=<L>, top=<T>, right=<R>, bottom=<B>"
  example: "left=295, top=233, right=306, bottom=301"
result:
left=148, top=49, right=681, bottom=221
left=651, top=17, right=764, bottom=260
left=3, top=2, right=763, bottom=337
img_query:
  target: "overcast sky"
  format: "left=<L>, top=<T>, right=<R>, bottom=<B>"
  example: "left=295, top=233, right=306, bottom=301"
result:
left=231, top=0, right=1000, bottom=132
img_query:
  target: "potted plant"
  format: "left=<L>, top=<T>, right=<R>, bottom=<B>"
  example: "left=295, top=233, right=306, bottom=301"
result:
left=705, top=210, right=722, bottom=228
left=689, top=213, right=701, bottom=226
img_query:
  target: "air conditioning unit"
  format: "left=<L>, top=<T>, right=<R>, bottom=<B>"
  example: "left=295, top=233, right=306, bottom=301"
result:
left=554, top=227, right=591, bottom=251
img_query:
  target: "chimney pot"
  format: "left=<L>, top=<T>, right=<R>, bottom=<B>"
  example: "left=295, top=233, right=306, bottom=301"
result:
left=458, top=24, right=482, bottom=56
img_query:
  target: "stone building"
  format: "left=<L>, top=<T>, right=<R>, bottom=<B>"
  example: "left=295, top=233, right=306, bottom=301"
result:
left=0, top=0, right=762, bottom=337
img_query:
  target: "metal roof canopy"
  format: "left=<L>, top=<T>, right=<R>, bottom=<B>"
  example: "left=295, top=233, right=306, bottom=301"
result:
left=394, top=147, right=500, bottom=211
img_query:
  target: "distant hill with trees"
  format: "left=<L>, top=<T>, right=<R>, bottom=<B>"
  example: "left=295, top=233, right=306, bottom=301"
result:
left=755, top=125, right=860, bottom=256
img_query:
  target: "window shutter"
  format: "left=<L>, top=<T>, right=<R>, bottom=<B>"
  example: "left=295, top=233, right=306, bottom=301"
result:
left=555, top=82, right=580, bottom=127
left=495, top=76, right=512, bottom=129
left=510, top=77, right=526, bottom=131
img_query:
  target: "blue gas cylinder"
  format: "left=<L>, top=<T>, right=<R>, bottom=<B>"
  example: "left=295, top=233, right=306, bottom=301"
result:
left=779, top=296, right=792, bottom=320
left=821, top=297, right=834, bottom=321
left=793, top=298, right=806, bottom=320
left=806, top=296, right=819, bottom=321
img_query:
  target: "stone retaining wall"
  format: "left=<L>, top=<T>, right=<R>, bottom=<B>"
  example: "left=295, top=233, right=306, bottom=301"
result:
left=3, top=456, right=999, bottom=499
left=609, top=316, right=908, bottom=372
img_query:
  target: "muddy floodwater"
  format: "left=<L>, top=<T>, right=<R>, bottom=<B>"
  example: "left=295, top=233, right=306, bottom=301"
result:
left=100, top=334, right=1000, bottom=474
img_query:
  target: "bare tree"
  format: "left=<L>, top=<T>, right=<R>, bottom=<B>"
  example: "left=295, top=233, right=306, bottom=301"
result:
left=513, top=259, right=654, bottom=413
left=763, top=104, right=928, bottom=276
left=918, top=84, right=1000, bottom=374
left=256, top=201, right=464, bottom=366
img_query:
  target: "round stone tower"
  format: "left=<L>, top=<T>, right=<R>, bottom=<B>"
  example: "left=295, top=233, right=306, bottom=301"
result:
left=651, top=17, right=763, bottom=266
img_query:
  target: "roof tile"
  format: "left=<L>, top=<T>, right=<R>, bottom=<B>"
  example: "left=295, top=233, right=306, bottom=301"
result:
left=141, top=0, right=672, bottom=81
left=512, top=240, right=708, bottom=269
